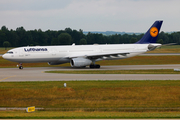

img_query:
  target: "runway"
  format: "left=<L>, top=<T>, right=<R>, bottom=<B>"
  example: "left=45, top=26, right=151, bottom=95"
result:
left=2, top=119, right=179, bottom=120
left=1, top=64, right=180, bottom=82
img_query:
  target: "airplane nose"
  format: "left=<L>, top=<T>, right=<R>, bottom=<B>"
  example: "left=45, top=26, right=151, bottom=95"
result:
left=2, top=54, right=7, bottom=59
left=2, top=54, right=5, bottom=59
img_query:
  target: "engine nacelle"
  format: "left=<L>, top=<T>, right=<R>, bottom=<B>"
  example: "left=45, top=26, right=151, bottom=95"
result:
left=48, top=59, right=69, bottom=65
left=70, top=58, right=92, bottom=67
left=48, top=62, right=62, bottom=65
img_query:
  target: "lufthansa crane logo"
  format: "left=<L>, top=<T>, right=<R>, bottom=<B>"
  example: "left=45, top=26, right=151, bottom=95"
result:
left=150, top=27, right=158, bottom=37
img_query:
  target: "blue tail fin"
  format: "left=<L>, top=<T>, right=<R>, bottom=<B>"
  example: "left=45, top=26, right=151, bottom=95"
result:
left=135, top=21, right=163, bottom=44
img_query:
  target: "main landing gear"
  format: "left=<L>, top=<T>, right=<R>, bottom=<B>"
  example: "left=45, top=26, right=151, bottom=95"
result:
left=89, top=64, right=100, bottom=68
left=18, top=63, right=23, bottom=69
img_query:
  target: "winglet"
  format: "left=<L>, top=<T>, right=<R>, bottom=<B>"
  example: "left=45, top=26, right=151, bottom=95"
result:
left=135, top=21, right=163, bottom=44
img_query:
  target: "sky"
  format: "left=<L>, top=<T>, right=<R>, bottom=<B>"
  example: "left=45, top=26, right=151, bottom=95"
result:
left=0, top=0, right=180, bottom=32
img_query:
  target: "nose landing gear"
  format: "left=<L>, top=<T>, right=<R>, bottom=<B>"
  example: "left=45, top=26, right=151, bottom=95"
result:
left=18, top=63, right=23, bottom=69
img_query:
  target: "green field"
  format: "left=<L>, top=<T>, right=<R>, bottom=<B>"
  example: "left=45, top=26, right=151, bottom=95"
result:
left=148, top=45, right=180, bottom=53
left=1, top=81, right=180, bottom=109
left=1, top=55, right=180, bottom=68
left=1, top=111, right=180, bottom=119
left=0, top=47, right=13, bottom=54
left=45, top=69, right=180, bottom=74
left=0, top=80, right=180, bottom=118
left=1, top=46, right=180, bottom=119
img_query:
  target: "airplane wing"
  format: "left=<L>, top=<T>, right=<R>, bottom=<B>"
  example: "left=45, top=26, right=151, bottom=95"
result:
left=66, top=50, right=147, bottom=59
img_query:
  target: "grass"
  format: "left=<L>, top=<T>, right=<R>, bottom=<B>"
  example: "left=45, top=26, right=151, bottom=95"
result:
left=97, top=56, right=180, bottom=65
left=0, top=81, right=180, bottom=109
left=1, top=46, right=180, bottom=119
left=1, top=81, right=180, bottom=118
left=0, top=47, right=13, bottom=54
left=0, top=111, right=180, bottom=119
left=1, top=56, right=180, bottom=68
left=147, top=45, right=180, bottom=53
left=45, top=69, right=180, bottom=74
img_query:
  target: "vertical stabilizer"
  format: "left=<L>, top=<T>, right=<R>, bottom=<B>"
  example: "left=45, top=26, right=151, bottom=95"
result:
left=135, top=21, right=163, bottom=44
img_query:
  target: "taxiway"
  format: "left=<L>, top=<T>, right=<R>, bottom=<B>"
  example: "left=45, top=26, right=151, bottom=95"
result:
left=0, top=64, right=180, bottom=82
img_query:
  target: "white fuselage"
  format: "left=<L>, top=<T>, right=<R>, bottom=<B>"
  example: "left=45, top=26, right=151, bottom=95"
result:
left=2, top=20, right=163, bottom=68
left=2, top=43, right=159, bottom=65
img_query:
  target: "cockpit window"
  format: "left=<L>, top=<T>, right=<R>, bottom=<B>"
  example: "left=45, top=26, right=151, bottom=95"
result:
left=6, top=51, right=13, bottom=54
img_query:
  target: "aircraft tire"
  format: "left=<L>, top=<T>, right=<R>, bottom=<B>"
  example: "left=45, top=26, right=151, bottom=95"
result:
left=90, top=64, right=100, bottom=69
left=19, top=66, right=23, bottom=69
left=90, top=65, right=95, bottom=68
left=95, top=64, right=100, bottom=68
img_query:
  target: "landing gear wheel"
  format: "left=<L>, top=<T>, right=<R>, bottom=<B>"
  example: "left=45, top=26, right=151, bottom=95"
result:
left=90, top=64, right=100, bottom=69
left=18, top=63, right=23, bottom=69
left=90, top=65, right=95, bottom=68
left=19, top=66, right=23, bottom=69
left=95, top=64, right=100, bottom=68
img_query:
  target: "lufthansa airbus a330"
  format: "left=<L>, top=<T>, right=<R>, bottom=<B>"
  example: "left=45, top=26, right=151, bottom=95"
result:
left=2, top=21, right=163, bottom=69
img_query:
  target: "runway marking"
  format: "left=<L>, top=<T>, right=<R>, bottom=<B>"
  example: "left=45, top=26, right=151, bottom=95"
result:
left=0, top=75, right=16, bottom=81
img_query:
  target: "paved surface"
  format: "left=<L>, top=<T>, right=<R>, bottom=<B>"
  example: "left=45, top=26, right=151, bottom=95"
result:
left=2, top=119, right=179, bottom=120
left=2, top=119, right=180, bottom=120
left=1, top=65, right=180, bottom=82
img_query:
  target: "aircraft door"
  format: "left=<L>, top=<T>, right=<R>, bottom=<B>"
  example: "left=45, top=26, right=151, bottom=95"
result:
left=51, top=48, right=56, bottom=56
left=19, top=48, right=24, bottom=57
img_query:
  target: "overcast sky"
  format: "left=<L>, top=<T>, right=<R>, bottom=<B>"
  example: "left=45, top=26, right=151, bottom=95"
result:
left=0, top=0, right=179, bottom=32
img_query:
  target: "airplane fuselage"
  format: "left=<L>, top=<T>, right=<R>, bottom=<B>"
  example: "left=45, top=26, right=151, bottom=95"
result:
left=3, top=43, right=158, bottom=63
left=2, top=21, right=163, bottom=69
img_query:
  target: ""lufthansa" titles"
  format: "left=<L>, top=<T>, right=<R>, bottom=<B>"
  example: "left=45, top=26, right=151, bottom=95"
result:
left=24, top=48, right=48, bottom=52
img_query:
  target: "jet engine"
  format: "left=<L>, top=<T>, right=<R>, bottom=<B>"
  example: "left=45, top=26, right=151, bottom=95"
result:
left=48, top=59, right=69, bottom=65
left=48, top=62, right=63, bottom=65
left=70, top=58, right=92, bottom=67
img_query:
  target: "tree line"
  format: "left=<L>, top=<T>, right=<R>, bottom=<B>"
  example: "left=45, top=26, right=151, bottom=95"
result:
left=0, top=26, right=180, bottom=48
